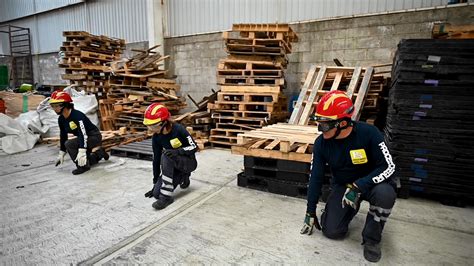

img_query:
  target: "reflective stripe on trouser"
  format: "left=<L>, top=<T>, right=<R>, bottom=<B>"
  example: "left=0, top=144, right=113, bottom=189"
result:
left=155, top=151, right=198, bottom=198
left=321, top=181, right=396, bottom=244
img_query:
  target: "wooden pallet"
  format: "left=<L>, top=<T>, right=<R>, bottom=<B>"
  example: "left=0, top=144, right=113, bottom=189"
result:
left=99, top=99, right=116, bottom=131
left=217, top=76, right=285, bottom=86
left=432, top=23, right=474, bottom=39
left=289, top=65, right=374, bottom=125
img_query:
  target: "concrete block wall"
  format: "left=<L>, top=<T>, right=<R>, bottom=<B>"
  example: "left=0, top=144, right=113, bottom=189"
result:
left=164, top=33, right=227, bottom=111
left=164, top=5, right=473, bottom=110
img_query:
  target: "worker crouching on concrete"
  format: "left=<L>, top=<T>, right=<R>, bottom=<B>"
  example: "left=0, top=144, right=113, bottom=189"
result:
left=143, top=103, right=198, bottom=210
left=50, top=90, right=109, bottom=175
left=300, top=90, right=397, bottom=263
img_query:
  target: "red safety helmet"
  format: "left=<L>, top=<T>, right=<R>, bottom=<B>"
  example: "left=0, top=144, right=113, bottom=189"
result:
left=315, top=90, right=354, bottom=121
left=49, top=90, right=73, bottom=104
left=143, top=103, right=170, bottom=126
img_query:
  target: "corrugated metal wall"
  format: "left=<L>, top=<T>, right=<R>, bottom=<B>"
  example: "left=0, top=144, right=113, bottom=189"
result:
left=166, top=0, right=470, bottom=36
left=1, top=0, right=472, bottom=55
left=0, top=0, right=148, bottom=55
left=0, top=0, right=84, bottom=22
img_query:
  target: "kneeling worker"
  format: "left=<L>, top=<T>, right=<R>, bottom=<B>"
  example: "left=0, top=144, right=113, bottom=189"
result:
left=50, top=90, right=109, bottom=175
left=300, top=90, right=397, bottom=262
left=143, top=103, right=198, bottom=210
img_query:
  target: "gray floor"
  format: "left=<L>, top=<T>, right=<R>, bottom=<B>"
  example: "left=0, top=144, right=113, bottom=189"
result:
left=1, top=144, right=473, bottom=265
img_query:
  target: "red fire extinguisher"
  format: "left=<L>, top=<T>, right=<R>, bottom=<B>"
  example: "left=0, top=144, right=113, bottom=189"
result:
left=0, top=98, right=6, bottom=114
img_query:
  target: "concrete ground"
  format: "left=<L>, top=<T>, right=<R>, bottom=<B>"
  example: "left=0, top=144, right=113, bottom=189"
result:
left=1, top=144, right=473, bottom=265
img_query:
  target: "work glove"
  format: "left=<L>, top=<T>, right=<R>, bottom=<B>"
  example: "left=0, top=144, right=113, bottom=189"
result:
left=163, top=149, right=179, bottom=159
left=76, top=148, right=88, bottom=167
left=55, top=150, right=66, bottom=167
left=342, top=183, right=362, bottom=209
left=300, top=212, right=321, bottom=235
left=144, top=187, right=154, bottom=198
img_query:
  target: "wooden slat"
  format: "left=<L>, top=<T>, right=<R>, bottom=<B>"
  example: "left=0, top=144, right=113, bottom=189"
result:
left=345, top=67, right=362, bottom=98
left=298, top=65, right=327, bottom=125
left=250, top=139, right=268, bottom=149
left=330, top=72, right=343, bottom=91
left=351, top=67, right=374, bottom=121
left=264, top=139, right=280, bottom=150
left=289, top=64, right=318, bottom=124
left=296, top=143, right=309, bottom=154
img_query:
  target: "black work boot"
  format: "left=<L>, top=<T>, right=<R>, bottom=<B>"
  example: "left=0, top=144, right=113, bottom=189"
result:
left=100, top=147, right=109, bottom=161
left=364, top=242, right=381, bottom=263
left=72, top=166, right=90, bottom=175
left=180, top=174, right=190, bottom=189
left=152, top=195, right=174, bottom=210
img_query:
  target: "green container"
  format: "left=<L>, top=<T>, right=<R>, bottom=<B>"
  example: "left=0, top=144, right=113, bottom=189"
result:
left=0, top=65, right=8, bottom=90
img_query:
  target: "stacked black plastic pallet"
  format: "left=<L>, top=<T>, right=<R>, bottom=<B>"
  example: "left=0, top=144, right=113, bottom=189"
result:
left=238, top=156, right=331, bottom=200
left=386, top=39, right=474, bottom=203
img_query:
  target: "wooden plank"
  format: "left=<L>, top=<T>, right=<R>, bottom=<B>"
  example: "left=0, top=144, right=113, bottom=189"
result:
left=330, top=72, right=343, bottom=91
left=345, top=67, right=362, bottom=98
left=289, top=64, right=318, bottom=124
left=351, top=67, right=374, bottom=121
left=264, top=139, right=280, bottom=150
left=250, top=139, right=268, bottom=149
left=298, top=65, right=327, bottom=125
left=296, top=143, right=309, bottom=154
left=231, top=146, right=311, bottom=163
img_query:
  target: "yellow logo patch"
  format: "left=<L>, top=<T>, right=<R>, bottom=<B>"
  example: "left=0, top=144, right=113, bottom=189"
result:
left=350, top=149, right=368, bottom=164
left=69, top=121, right=77, bottom=130
left=170, top=138, right=182, bottom=149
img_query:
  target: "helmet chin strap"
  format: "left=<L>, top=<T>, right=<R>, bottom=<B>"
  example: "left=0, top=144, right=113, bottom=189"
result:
left=328, top=119, right=352, bottom=140
left=159, top=120, right=169, bottom=134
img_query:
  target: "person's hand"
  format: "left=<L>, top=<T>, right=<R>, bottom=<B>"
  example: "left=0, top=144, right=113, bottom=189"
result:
left=55, top=150, right=66, bottom=166
left=342, top=183, right=362, bottom=209
left=300, top=212, right=321, bottom=235
left=76, top=148, right=88, bottom=167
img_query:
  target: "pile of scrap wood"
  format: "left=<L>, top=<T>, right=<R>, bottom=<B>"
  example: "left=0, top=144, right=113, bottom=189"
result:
left=232, top=64, right=376, bottom=163
left=58, top=31, right=125, bottom=96
left=174, top=91, right=218, bottom=149
left=42, top=127, right=147, bottom=151
left=208, top=23, right=298, bottom=147
left=105, top=45, right=186, bottom=131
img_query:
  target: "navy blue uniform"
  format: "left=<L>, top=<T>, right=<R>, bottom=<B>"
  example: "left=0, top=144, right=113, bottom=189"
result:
left=151, top=123, right=198, bottom=198
left=58, top=109, right=102, bottom=163
left=307, top=121, right=397, bottom=244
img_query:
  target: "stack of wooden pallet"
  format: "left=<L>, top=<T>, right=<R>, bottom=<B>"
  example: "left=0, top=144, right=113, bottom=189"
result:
left=174, top=91, right=218, bottom=149
left=233, top=65, right=375, bottom=162
left=104, top=45, right=186, bottom=132
left=208, top=23, right=298, bottom=147
left=58, top=31, right=125, bottom=96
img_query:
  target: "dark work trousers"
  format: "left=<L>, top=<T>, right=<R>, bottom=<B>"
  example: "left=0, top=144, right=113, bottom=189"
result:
left=153, top=153, right=198, bottom=199
left=65, top=134, right=103, bottom=167
left=321, top=181, right=397, bottom=244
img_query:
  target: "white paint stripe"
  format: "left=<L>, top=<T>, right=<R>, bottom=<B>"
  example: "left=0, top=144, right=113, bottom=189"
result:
left=372, top=142, right=396, bottom=183
left=79, top=120, right=88, bottom=149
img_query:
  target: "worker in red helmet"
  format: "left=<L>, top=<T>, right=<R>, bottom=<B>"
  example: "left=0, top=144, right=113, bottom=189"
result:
left=143, top=103, right=198, bottom=210
left=300, top=90, right=397, bottom=263
left=50, top=90, right=109, bottom=175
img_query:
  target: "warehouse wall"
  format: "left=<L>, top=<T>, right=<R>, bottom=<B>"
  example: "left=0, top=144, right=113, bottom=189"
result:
left=164, top=5, right=474, bottom=110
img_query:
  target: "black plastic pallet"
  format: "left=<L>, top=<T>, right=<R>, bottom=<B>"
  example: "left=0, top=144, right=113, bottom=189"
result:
left=244, top=167, right=309, bottom=183
left=110, top=139, right=153, bottom=161
left=244, top=156, right=310, bottom=173
left=237, top=172, right=308, bottom=198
